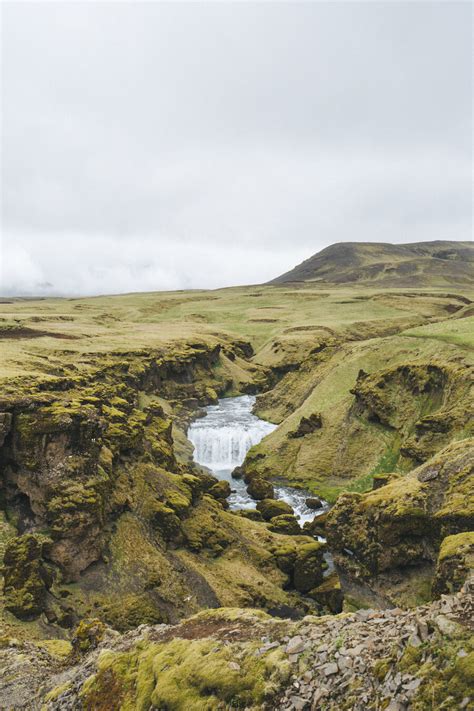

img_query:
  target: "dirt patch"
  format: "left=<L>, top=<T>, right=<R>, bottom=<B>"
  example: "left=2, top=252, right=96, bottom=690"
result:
left=0, top=327, right=78, bottom=340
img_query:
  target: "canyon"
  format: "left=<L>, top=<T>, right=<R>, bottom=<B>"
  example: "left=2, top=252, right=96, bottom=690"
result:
left=0, top=241, right=472, bottom=709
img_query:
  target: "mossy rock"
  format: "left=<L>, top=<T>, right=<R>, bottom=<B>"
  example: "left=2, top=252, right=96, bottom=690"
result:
left=181, top=473, right=204, bottom=501
left=257, top=499, right=294, bottom=521
left=432, top=532, right=474, bottom=597
left=3, top=533, right=53, bottom=620
left=149, top=501, right=183, bottom=542
left=103, top=593, right=166, bottom=632
left=79, top=635, right=291, bottom=710
left=181, top=498, right=233, bottom=556
left=235, top=509, right=263, bottom=522
left=247, top=477, right=274, bottom=500
left=194, top=471, right=219, bottom=492
left=308, top=571, right=343, bottom=613
left=208, top=480, right=231, bottom=503
left=165, top=489, right=193, bottom=518
left=72, top=618, right=106, bottom=656
left=293, top=542, right=325, bottom=593
left=268, top=514, right=301, bottom=536
left=272, top=544, right=297, bottom=575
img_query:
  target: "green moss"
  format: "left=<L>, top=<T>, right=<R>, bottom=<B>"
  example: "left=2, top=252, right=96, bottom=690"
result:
left=268, top=514, right=301, bottom=536
left=35, top=638, right=72, bottom=660
left=44, top=681, right=73, bottom=703
left=3, top=533, right=53, bottom=620
left=81, top=635, right=291, bottom=710
left=181, top=498, right=233, bottom=555
left=103, top=593, right=165, bottom=632
left=438, top=531, right=474, bottom=561
left=149, top=501, right=182, bottom=542
left=165, top=489, right=193, bottom=517
left=404, top=639, right=474, bottom=710
left=257, top=499, right=294, bottom=521
left=373, top=657, right=391, bottom=681
left=72, top=618, right=106, bottom=655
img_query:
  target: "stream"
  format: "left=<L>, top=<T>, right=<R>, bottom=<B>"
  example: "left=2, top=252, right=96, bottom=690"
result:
left=187, top=395, right=329, bottom=525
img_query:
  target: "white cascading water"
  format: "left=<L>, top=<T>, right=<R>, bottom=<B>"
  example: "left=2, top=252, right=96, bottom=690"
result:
left=187, top=394, right=327, bottom=524
left=188, top=395, right=276, bottom=470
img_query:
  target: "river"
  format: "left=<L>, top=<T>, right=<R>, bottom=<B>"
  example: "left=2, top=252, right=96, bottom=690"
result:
left=187, top=394, right=328, bottom=525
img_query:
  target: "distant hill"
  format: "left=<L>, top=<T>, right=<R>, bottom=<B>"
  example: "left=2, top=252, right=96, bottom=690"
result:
left=269, top=241, right=474, bottom=287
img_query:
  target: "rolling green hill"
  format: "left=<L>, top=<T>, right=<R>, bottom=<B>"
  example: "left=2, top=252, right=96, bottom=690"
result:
left=269, top=240, right=474, bottom=287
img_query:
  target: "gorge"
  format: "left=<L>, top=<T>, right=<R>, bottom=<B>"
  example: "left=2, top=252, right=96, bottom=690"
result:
left=0, top=241, right=472, bottom=710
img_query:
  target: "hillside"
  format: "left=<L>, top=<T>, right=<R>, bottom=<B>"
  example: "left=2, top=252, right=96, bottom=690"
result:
left=269, top=240, right=474, bottom=287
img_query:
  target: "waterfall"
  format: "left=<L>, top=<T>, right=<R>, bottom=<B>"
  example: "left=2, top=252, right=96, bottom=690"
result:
left=188, top=395, right=276, bottom=470
left=187, top=394, right=328, bottom=523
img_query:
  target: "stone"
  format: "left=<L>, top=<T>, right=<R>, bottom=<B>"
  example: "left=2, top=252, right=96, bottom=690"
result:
left=346, top=644, right=365, bottom=657
left=434, top=615, right=463, bottom=637
left=257, top=498, right=294, bottom=520
left=305, top=497, right=323, bottom=510
left=246, top=477, right=274, bottom=500
left=321, top=662, right=338, bottom=676
left=208, top=480, right=231, bottom=501
left=286, top=636, right=305, bottom=655
left=417, top=467, right=439, bottom=482
left=407, top=633, right=422, bottom=647
left=269, top=514, right=302, bottom=536
left=293, top=543, right=325, bottom=593
left=311, top=687, right=329, bottom=709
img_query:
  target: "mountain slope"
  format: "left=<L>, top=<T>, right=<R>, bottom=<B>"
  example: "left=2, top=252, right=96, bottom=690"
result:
left=269, top=240, right=474, bottom=287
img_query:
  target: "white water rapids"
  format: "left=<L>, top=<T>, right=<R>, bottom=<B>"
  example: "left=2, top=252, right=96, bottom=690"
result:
left=187, top=395, right=328, bottom=525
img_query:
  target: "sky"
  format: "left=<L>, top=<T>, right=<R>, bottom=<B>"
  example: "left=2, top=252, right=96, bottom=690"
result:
left=1, top=1, right=472, bottom=296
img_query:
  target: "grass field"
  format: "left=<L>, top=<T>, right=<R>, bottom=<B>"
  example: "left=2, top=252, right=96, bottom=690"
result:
left=1, top=284, right=472, bottom=380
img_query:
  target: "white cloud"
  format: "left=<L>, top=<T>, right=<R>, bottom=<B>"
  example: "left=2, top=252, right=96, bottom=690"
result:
left=1, top=1, right=471, bottom=295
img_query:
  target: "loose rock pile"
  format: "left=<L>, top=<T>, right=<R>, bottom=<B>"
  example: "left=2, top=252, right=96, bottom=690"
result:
left=276, top=579, right=473, bottom=710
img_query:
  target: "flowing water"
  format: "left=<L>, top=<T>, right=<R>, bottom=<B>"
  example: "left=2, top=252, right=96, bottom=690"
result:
left=187, top=395, right=328, bottom=525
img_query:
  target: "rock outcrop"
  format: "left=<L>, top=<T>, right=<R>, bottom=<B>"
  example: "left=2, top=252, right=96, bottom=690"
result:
left=326, top=439, right=474, bottom=608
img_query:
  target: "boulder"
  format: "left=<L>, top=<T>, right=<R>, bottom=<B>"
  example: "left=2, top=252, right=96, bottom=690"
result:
left=257, top=499, right=294, bottom=521
left=305, top=497, right=323, bottom=510
left=293, top=542, right=325, bottom=593
left=208, top=480, right=231, bottom=504
left=309, top=572, right=343, bottom=613
left=195, top=471, right=220, bottom=492
left=432, top=532, right=474, bottom=597
left=303, top=511, right=328, bottom=536
left=231, top=466, right=244, bottom=480
left=269, top=514, right=302, bottom=536
left=247, top=477, right=274, bottom=501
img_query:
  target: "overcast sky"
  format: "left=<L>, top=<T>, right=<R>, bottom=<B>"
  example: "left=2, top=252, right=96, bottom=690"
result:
left=1, top=1, right=472, bottom=296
